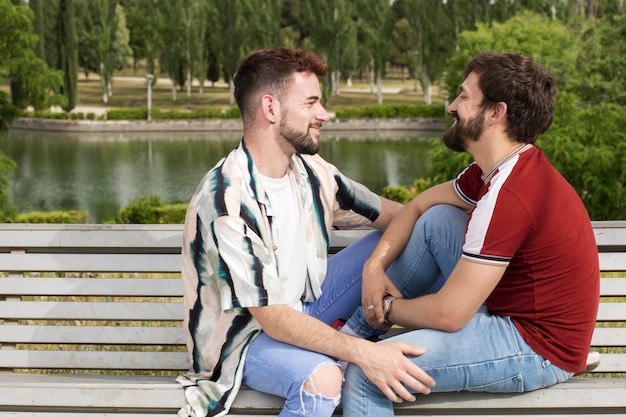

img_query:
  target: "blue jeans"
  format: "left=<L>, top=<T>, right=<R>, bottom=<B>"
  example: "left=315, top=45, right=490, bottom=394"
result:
left=242, top=230, right=382, bottom=417
left=342, top=204, right=573, bottom=417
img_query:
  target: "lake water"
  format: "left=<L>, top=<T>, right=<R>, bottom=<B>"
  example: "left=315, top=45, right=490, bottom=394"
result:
left=0, top=129, right=442, bottom=223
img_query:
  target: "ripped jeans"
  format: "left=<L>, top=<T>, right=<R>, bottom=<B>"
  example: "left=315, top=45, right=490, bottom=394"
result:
left=341, top=205, right=573, bottom=417
left=242, top=230, right=382, bottom=417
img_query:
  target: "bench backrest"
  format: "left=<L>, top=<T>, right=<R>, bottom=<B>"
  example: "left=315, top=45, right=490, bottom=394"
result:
left=0, top=222, right=624, bottom=375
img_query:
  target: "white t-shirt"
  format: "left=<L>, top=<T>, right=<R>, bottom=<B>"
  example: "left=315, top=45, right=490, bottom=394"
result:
left=260, top=169, right=308, bottom=311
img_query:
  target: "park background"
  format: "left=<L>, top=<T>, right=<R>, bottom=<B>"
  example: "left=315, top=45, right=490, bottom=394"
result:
left=0, top=0, right=624, bottom=223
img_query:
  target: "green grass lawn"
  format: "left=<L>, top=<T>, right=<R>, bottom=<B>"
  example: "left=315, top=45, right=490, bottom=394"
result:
left=75, top=74, right=441, bottom=111
left=1, top=67, right=444, bottom=113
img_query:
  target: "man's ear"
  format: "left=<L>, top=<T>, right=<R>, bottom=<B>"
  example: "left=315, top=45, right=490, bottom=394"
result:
left=261, top=94, right=277, bottom=124
left=489, top=101, right=508, bottom=125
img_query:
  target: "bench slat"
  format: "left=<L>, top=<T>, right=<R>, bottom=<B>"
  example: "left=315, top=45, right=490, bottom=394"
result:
left=0, top=253, right=181, bottom=273
left=600, top=277, right=626, bottom=297
left=599, top=252, right=626, bottom=272
left=591, top=353, right=626, bottom=373
left=0, top=325, right=185, bottom=345
left=0, top=374, right=625, bottom=413
left=3, top=300, right=622, bottom=322
left=590, top=327, right=626, bottom=346
left=0, top=301, right=182, bottom=321
left=593, top=220, right=626, bottom=248
left=0, top=277, right=182, bottom=297
left=0, top=350, right=189, bottom=370
left=596, top=303, right=626, bottom=321
left=2, top=277, right=623, bottom=297
left=2, top=277, right=622, bottom=298
left=0, top=224, right=183, bottom=249
left=2, top=303, right=622, bottom=323
left=2, top=252, right=618, bottom=275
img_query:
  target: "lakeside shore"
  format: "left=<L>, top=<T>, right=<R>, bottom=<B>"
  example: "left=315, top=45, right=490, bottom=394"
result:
left=9, top=116, right=446, bottom=133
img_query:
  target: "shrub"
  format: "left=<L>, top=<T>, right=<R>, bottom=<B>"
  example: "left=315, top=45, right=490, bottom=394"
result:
left=155, top=203, right=188, bottom=224
left=114, top=195, right=187, bottom=224
left=382, top=186, right=414, bottom=204
left=115, top=195, right=162, bottom=224
left=14, top=210, right=88, bottom=223
left=335, top=104, right=444, bottom=119
left=190, top=106, right=225, bottom=119
left=106, top=107, right=163, bottom=120
left=223, top=106, right=241, bottom=119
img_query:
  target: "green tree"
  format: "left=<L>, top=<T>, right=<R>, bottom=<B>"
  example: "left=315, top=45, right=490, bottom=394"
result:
left=124, top=0, right=164, bottom=76
left=394, top=0, right=455, bottom=104
left=186, top=0, right=209, bottom=94
left=76, top=0, right=130, bottom=103
left=158, top=0, right=185, bottom=100
left=204, top=0, right=282, bottom=103
left=356, top=0, right=394, bottom=104
left=0, top=151, right=17, bottom=222
left=1, top=0, right=63, bottom=121
left=572, top=14, right=626, bottom=105
left=428, top=11, right=625, bottom=220
left=42, top=0, right=61, bottom=69
left=297, top=0, right=354, bottom=100
left=58, top=0, right=78, bottom=111
left=444, top=12, right=577, bottom=97
left=539, top=93, right=625, bottom=220
left=29, top=0, right=46, bottom=59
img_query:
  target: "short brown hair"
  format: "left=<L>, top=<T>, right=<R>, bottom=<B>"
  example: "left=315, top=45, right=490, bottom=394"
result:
left=464, top=52, right=556, bottom=144
left=234, top=47, right=327, bottom=121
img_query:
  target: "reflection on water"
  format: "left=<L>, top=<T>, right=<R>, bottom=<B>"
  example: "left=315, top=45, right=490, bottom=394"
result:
left=0, top=129, right=441, bottom=223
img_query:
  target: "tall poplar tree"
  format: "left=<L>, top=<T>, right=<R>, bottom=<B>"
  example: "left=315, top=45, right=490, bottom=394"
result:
left=204, top=0, right=281, bottom=103
left=357, top=0, right=394, bottom=104
left=29, top=0, right=45, bottom=59
left=9, top=0, right=27, bottom=109
left=298, top=0, right=354, bottom=100
left=58, top=0, right=78, bottom=111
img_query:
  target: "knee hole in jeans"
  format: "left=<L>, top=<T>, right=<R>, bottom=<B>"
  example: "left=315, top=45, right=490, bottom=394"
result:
left=303, top=362, right=343, bottom=398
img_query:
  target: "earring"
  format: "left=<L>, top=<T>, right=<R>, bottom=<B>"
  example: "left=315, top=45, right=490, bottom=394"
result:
left=270, top=118, right=276, bottom=125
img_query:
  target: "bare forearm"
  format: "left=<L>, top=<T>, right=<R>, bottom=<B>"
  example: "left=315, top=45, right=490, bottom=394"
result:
left=249, top=304, right=437, bottom=402
left=249, top=305, right=370, bottom=363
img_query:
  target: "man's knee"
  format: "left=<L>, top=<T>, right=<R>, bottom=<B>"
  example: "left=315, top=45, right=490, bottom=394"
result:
left=303, top=363, right=343, bottom=398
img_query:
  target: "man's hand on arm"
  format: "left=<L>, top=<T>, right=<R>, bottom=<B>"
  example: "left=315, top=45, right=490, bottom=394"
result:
left=248, top=304, right=435, bottom=402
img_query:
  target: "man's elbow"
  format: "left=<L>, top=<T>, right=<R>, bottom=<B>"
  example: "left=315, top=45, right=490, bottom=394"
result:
left=432, top=309, right=470, bottom=333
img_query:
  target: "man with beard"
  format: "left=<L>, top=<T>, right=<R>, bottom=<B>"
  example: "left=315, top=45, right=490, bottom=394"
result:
left=177, top=47, right=435, bottom=417
left=340, top=52, right=599, bottom=417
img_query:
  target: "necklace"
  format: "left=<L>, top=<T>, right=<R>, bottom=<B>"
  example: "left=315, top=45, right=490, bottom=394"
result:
left=481, top=143, right=530, bottom=183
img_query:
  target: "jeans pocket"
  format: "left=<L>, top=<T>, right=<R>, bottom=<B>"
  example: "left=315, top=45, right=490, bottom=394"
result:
left=467, top=373, right=524, bottom=393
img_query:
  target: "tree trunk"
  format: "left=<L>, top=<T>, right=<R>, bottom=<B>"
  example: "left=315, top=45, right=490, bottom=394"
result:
left=377, top=71, right=383, bottom=105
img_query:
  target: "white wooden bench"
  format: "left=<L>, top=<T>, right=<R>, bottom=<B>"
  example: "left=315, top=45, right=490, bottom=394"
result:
left=0, top=221, right=624, bottom=416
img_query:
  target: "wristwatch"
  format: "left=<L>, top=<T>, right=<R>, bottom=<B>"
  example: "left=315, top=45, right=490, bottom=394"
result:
left=382, top=295, right=397, bottom=325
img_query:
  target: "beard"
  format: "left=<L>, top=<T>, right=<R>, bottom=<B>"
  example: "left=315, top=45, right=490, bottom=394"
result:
left=279, top=118, right=320, bottom=155
left=442, top=109, right=486, bottom=152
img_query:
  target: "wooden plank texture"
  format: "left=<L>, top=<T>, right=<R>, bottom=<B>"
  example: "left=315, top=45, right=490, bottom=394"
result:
left=0, top=301, right=182, bottom=321
left=0, top=325, right=185, bottom=345
left=0, top=374, right=625, bottom=414
left=0, top=277, right=182, bottom=297
left=0, top=253, right=181, bottom=273
left=0, top=350, right=189, bottom=370
left=0, top=224, right=183, bottom=249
